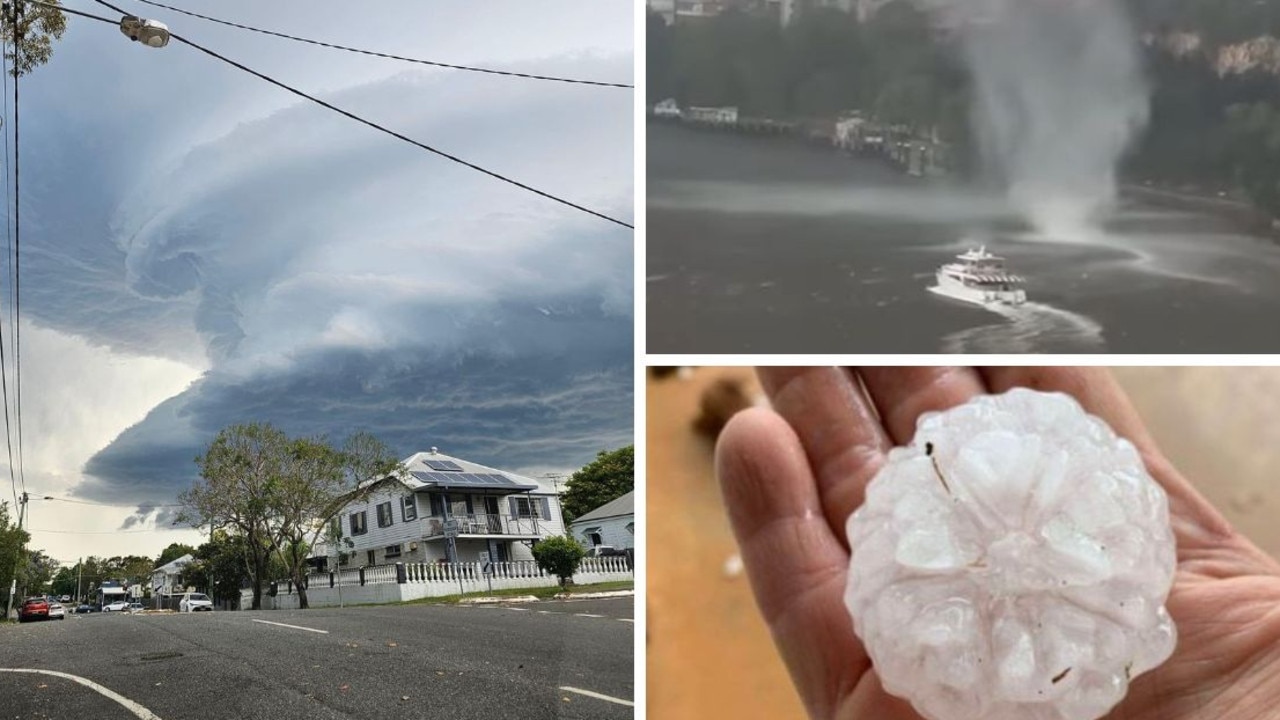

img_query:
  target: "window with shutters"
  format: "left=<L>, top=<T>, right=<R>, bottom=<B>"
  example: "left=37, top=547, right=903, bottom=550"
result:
left=402, top=494, right=418, bottom=521
left=510, top=495, right=552, bottom=520
left=511, top=496, right=536, bottom=518
left=349, top=511, right=368, bottom=536
left=377, top=501, right=394, bottom=528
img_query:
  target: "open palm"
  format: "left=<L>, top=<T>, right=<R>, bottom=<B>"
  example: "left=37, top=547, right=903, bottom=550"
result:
left=717, top=367, right=1280, bottom=720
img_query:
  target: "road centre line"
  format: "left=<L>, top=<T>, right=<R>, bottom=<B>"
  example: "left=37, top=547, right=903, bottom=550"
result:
left=618, top=618, right=634, bottom=623
left=559, top=686, right=634, bottom=707
left=0, top=669, right=163, bottom=719
left=250, top=619, right=329, bottom=634
left=575, top=613, right=605, bottom=618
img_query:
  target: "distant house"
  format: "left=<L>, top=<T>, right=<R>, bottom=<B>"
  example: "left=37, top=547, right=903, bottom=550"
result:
left=96, top=580, right=130, bottom=607
left=568, top=491, right=635, bottom=551
left=151, top=554, right=194, bottom=598
left=315, top=448, right=567, bottom=568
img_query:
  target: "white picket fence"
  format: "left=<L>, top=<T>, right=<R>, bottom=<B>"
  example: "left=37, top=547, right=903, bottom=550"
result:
left=251, top=557, right=632, bottom=610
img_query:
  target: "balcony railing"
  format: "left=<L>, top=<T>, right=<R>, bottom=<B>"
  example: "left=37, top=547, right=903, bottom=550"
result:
left=423, top=513, right=541, bottom=538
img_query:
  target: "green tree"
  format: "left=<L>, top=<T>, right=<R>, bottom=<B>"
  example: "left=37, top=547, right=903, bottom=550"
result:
left=183, top=422, right=290, bottom=610
left=560, top=446, right=634, bottom=524
left=3, top=0, right=67, bottom=76
left=180, top=530, right=252, bottom=608
left=0, top=500, right=30, bottom=613
left=531, top=535, right=586, bottom=589
left=265, top=431, right=401, bottom=609
left=22, top=549, right=57, bottom=594
left=265, top=436, right=346, bottom=610
left=49, top=565, right=76, bottom=598
left=155, top=543, right=197, bottom=569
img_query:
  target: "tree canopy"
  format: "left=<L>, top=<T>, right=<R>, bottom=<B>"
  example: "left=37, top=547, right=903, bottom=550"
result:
left=561, top=446, right=634, bottom=524
left=155, top=543, right=197, bottom=569
left=181, top=423, right=401, bottom=609
left=0, top=501, right=30, bottom=611
left=3, top=0, right=68, bottom=76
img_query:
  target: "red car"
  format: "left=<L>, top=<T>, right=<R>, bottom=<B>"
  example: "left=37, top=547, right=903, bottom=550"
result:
left=18, top=597, right=51, bottom=623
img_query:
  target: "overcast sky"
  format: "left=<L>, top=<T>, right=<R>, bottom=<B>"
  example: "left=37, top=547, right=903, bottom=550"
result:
left=6, top=1, right=633, bottom=564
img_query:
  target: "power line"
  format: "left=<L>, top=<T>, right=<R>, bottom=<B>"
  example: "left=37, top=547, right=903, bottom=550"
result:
left=170, top=32, right=632, bottom=229
left=1, top=6, right=11, bottom=513
left=28, top=526, right=160, bottom=534
left=35, top=495, right=183, bottom=508
left=11, top=0, right=21, bottom=499
left=0, top=3, right=18, bottom=510
left=80, top=0, right=631, bottom=229
left=130, top=0, right=632, bottom=89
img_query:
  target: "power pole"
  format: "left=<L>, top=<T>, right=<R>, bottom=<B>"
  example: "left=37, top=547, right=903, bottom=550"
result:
left=5, top=492, right=29, bottom=620
left=76, top=557, right=82, bottom=604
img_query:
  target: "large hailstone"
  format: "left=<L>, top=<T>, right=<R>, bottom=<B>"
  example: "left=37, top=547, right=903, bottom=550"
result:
left=845, top=389, right=1177, bottom=720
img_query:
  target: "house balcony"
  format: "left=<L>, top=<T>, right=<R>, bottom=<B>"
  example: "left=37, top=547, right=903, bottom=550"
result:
left=422, top=513, right=541, bottom=539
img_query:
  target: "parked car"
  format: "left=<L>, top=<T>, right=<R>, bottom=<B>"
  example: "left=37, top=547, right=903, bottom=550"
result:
left=47, top=602, right=66, bottom=620
left=59, top=595, right=71, bottom=603
left=74, top=604, right=92, bottom=614
left=18, top=597, right=50, bottom=623
left=126, top=603, right=144, bottom=614
left=102, top=601, right=129, bottom=612
left=585, top=545, right=624, bottom=558
left=179, top=593, right=213, bottom=612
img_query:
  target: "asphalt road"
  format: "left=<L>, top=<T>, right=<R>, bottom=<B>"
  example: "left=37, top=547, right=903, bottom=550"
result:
left=0, top=597, right=634, bottom=719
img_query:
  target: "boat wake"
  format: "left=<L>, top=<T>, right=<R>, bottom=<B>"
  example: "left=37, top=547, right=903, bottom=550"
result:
left=940, top=301, right=1106, bottom=353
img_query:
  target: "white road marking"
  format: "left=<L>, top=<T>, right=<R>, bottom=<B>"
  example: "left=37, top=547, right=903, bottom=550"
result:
left=506, top=607, right=530, bottom=611
left=559, top=686, right=634, bottom=707
left=574, top=613, right=604, bottom=618
left=251, top=619, right=329, bottom=634
left=537, top=610, right=552, bottom=614
left=618, top=618, right=634, bottom=623
left=0, top=669, right=163, bottom=719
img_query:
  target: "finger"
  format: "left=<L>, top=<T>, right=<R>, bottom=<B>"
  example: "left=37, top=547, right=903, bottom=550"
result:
left=979, top=367, right=1234, bottom=544
left=717, top=407, right=868, bottom=720
left=757, top=367, right=891, bottom=541
left=857, top=367, right=989, bottom=445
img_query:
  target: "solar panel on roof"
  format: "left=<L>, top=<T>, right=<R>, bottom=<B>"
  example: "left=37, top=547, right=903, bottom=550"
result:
left=424, top=459, right=463, bottom=472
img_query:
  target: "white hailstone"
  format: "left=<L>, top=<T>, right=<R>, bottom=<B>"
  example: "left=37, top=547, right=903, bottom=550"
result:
left=845, top=389, right=1177, bottom=720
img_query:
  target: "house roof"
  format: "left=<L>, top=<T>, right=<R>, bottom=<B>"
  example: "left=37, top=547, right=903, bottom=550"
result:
left=153, top=554, right=194, bottom=576
left=388, top=449, right=544, bottom=494
left=570, top=491, right=634, bottom=525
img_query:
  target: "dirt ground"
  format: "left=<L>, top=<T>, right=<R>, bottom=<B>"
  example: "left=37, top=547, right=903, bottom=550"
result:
left=646, top=366, right=1280, bottom=719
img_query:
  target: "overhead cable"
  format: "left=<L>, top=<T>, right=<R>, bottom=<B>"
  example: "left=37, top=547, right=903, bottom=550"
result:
left=133, top=0, right=632, bottom=89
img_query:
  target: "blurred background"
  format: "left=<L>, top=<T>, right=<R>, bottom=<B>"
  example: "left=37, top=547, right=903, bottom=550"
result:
left=646, top=366, right=1280, bottom=719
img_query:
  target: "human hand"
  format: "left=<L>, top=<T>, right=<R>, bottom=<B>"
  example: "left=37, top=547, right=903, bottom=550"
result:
left=716, top=367, right=1280, bottom=720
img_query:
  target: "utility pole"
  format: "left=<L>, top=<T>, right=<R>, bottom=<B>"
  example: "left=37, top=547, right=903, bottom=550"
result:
left=76, top=557, right=82, bottom=604
left=542, top=474, right=567, bottom=532
left=5, top=491, right=29, bottom=620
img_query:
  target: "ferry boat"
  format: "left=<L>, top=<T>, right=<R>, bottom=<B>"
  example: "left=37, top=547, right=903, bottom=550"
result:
left=928, top=247, right=1027, bottom=307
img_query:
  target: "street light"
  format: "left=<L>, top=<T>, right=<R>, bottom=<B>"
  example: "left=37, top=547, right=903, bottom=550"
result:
left=19, top=2, right=171, bottom=49
left=118, top=15, right=169, bottom=48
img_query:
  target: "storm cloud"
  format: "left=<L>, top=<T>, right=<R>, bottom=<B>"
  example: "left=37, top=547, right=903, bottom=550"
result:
left=12, top=1, right=632, bottom=522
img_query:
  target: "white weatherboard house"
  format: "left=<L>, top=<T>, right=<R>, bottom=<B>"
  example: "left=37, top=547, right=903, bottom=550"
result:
left=323, top=448, right=566, bottom=568
left=151, top=554, right=194, bottom=596
left=568, top=491, right=635, bottom=550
